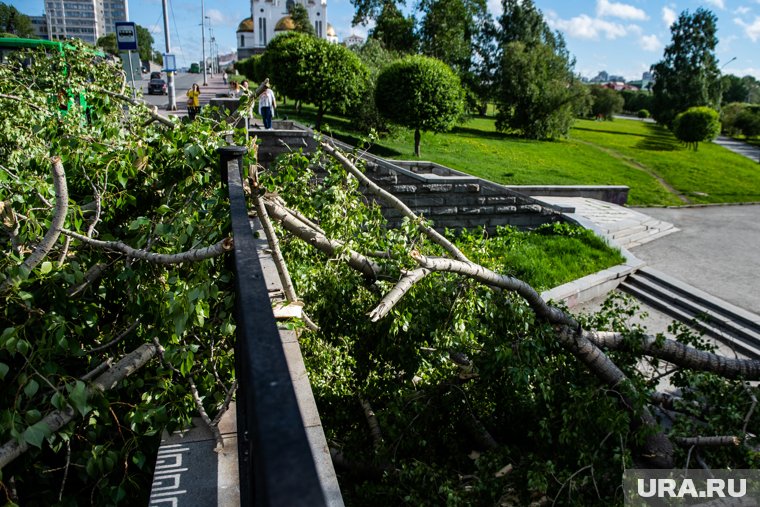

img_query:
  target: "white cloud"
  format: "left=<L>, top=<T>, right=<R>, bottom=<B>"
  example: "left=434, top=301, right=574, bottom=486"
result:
left=205, top=9, right=238, bottom=28
left=704, top=0, right=726, bottom=8
left=548, top=13, right=633, bottom=40
left=640, top=34, right=662, bottom=51
left=735, top=16, right=760, bottom=41
left=735, top=6, right=751, bottom=15
left=596, top=0, right=648, bottom=20
left=662, top=6, right=677, bottom=27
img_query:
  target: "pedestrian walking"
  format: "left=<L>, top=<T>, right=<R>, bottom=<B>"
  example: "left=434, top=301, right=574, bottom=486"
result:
left=186, top=83, right=201, bottom=121
left=223, top=71, right=228, bottom=85
left=230, top=80, right=239, bottom=98
left=258, top=83, right=276, bottom=130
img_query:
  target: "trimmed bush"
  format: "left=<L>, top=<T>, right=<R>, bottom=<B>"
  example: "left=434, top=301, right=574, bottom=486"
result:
left=673, top=106, right=721, bottom=150
left=637, top=109, right=650, bottom=119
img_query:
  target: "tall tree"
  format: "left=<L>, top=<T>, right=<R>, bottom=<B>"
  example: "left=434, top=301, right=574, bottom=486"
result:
left=375, top=55, right=464, bottom=156
left=418, top=0, right=472, bottom=72
left=368, top=1, right=416, bottom=53
left=0, top=2, right=34, bottom=37
left=289, top=3, right=316, bottom=36
left=494, top=0, right=584, bottom=139
left=651, top=8, right=721, bottom=126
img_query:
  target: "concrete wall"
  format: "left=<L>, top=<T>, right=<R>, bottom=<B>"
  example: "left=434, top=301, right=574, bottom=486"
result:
left=507, top=185, right=630, bottom=206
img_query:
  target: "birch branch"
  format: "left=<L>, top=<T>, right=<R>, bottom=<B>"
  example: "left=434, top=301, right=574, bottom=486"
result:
left=61, top=230, right=233, bottom=264
left=585, top=331, right=760, bottom=380
left=93, top=87, right=175, bottom=128
left=368, top=268, right=431, bottom=322
left=0, top=156, right=68, bottom=294
left=252, top=177, right=318, bottom=331
left=360, top=398, right=384, bottom=453
left=67, top=263, right=109, bottom=297
left=674, top=436, right=741, bottom=447
left=0, top=93, right=45, bottom=112
left=321, top=141, right=469, bottom=262
left=85, top=320, right=140, bottom=354
left=0, top=342, right=157, bottom=470
left=262, top=196, right=382, bottom=279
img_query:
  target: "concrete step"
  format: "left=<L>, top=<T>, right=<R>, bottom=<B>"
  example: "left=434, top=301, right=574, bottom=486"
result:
left=620, top=269, right=760, bottom=359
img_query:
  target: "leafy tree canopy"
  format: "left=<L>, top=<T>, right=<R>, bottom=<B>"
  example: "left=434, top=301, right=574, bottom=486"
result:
left=0, top=2, right=34, bottom=38
left=368, top=1, right=417, bottom=54
left=375, top=55, right=464, bottom=156
left=418, top=0, right=483, bottom=73
left=590, top=86, right=624, bottom=120
left=495, top=41, right=585, bottom=139
left=289, top=3, right=316, bottom=36
left=651, top=8, right=721, bottom=126
left=673, top=106, right=721, bottom=150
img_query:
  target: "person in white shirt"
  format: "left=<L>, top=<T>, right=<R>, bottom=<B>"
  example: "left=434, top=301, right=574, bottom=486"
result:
left=258, top=83, right=276, bottom=130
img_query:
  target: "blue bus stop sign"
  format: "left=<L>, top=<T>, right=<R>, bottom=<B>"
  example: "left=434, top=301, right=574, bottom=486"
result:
left=115, top=22, right=138, bottom=51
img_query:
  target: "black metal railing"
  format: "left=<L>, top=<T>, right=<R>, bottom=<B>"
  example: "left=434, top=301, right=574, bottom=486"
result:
left=219, top=146, right=327, bottom=506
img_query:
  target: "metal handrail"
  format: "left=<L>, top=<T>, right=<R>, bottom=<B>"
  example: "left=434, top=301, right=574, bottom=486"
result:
left=220, top=146, right=327, bottom=506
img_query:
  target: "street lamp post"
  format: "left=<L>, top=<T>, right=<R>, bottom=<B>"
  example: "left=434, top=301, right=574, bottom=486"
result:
left=720, top=56, right=737, bottom=72
left=201, top=0, right=207, bottom=86
left=161, top=0, right=176, bottom=110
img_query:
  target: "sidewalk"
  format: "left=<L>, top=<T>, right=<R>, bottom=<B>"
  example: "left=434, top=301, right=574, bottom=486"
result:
left=164, top=75, right=234, bottom=120
left=714, top=135, right=760, bottom=163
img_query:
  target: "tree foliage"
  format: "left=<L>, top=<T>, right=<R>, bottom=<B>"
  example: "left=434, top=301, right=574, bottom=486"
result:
left=368, top=1, right=417, bottom=54
left=672, top=106, right=721, bottom=150
left=289, top=3, right=316, bottom=36
left=260, top=32, right=369, bottom=130
left=590, top=86, right=624, bottom=120
left=0, top=3, right=34, bottom=38
left=494, top=0, right=585, bottom=139
left=651, top=8, right=721, bottom=126
left=375, top=55, right=464, bottom=156
left=0, top=40, right=243, bottom=505
left=495, top=41, right=585, bottom=139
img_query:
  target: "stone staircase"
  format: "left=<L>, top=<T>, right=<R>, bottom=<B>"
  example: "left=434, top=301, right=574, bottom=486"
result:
left=532, top=196, right=678, bottom=249
left=620, top=267, right=760, bottom=359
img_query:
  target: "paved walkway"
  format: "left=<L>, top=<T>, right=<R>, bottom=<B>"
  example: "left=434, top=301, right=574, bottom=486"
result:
left=534, top=196, right=678, bottom=249
left=714, top=135, right=760, bottom=163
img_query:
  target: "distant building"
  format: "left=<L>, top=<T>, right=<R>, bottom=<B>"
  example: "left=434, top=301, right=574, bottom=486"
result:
left=43, top=0, right=129, bottom=45
left=590, top=70, right=609, bottom=83
left=30, top=15, right=49, bottom=40
left=608, top=75, right=625, bottom=83
left=237, top=0, right=335, bottom=59
left=343, top=33, right=364, bottom=47
left=642, top=71, right=653, bottom=81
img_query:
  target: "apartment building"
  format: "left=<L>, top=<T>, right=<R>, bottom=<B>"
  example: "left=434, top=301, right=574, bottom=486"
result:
left=44, top=0, right=129, bottom=45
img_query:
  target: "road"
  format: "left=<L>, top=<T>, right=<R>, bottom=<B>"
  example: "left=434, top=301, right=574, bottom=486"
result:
left=629, top=205, right=760, bottom=314
left=138, top=72, right=207, bottom=111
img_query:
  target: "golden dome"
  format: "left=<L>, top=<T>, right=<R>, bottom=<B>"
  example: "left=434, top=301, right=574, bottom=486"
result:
left=275, top=16, right=295, bottom=31
left=237, top=17, right=253, bottom=32
left=326, top=23, right=336, bottom=37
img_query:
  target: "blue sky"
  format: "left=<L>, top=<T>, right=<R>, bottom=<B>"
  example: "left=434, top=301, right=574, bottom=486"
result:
left=11, top=0, right=760, bottom=80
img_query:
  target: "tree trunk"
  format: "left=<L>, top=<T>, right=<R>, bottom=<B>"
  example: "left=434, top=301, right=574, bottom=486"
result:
left=316, top=104, right=325, bottom=131
left=414, top=128, right=421, bottom=157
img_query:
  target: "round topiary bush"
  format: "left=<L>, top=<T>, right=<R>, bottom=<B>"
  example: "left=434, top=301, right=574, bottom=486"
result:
left=637, top=109, right=650, bottom=119
left=672, top=106, right=721, bottom=150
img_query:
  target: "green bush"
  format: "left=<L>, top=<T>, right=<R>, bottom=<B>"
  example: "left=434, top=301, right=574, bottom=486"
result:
left=673, top=106, right=721, bottom=150
left=735, top=109, right=760, bottom=137
left=589, top=86, right=624, bottom=120
left=637, top=109, right=650, bottom=119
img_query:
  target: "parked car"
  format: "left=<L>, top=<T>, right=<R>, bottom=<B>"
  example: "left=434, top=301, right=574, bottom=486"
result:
left=150, top=71, right=161, bottom=80
left=148, top=77, right=167, bottom=95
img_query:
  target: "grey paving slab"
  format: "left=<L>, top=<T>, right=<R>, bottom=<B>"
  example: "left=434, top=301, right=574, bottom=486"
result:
left=629, top=205, right=760, bottom=314
left=714, top=135, right=760, bottom=163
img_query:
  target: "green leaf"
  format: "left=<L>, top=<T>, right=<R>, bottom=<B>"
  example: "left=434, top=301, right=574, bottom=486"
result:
left=23, top=421, right=50, bottom=449
left=69, top=380, right=91, bottom=417
left=0, top=363, right=8, bottom=380
left=39, top=261, right=52, bottom=275
left=23, top=379, right=39, bottom=398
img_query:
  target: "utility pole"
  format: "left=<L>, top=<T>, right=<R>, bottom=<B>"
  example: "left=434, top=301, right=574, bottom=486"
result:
left=201, top=0, right=208, bottom=86
left=161, top=0, right=176, bottom=110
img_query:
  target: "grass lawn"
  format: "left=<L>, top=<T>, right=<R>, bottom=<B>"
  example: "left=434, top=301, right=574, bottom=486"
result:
left=276, top=104, right=760, bottom=206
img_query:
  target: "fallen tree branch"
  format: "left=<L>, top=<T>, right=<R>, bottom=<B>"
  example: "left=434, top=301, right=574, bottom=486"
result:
left=360, top=398, right=384, bottom=453
left=585, top=331, right=760, bottom=380
left=67, top=263, right=109, bottom=297
left=321, top=141, right=469, bottom=262
left=152, top=338, right=224, bottom=451
left=252, top=175, right=318, bottom=332
left=61, top=230, right=233, bottom=264
left=0, top=156, right=68, bottom=294
left=85, top=320, right=140, bottom=354
left=0, top=93, right=45, bottom=112
left=262, top=196, right=381, bottom=279
left=0, top=342, right=157, bottom=470
left=368, top=268, right=431, bottom=322
left=93, top=87, right=175, bottom=128
left=674, top=436, right=741, bottom=448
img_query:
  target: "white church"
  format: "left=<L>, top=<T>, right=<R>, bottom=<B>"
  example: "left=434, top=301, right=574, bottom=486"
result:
left=237, top=0, right=338, bottom=59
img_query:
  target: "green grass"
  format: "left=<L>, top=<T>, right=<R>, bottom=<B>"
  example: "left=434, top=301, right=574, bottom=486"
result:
left=454, top=224, right=626, bottom=291
left=276, top=104, right=760, bottom=206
